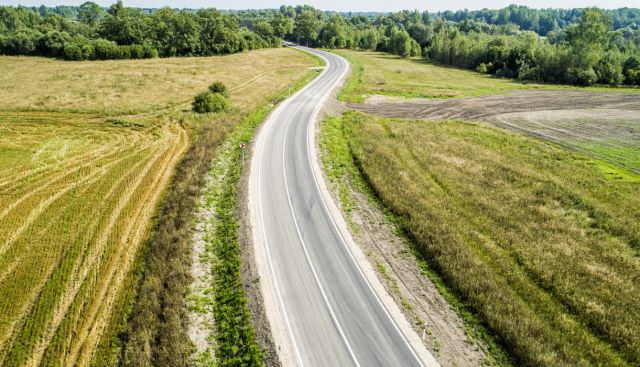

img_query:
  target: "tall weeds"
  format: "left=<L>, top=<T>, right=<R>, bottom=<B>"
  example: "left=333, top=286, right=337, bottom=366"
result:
left=342, top=111, right=640, bottom=366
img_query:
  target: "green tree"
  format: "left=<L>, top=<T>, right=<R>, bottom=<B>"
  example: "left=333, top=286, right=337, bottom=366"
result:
left=568, top=8, right=611, bottom=70
left=77, top=2, right=104, bottom=28
left=391, top=28, right=411, bottom=58
left=270, top=13, right=293, bottom=39
left=293, top=10, right=321, bottom=46
left=100, top=0, right=149, bottom=45
left=595, top=51, right=624, bottom=85
left=253, top=20, right=273, bottom=39
left=319, top=16, right=348, bottom=48
left=623, top=55, right=640, bottom=85
left=197, top=9, right=244, bottom=55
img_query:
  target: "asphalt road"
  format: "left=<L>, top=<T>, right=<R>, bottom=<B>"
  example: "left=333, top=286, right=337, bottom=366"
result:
left=250, top=47, right=437, bottom=366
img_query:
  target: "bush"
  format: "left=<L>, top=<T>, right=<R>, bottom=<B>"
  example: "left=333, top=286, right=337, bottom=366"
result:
left=129, top=44, right=144, bottom=59
left=63, top=43, right=84, bottom=60
left=623, top=56, right=640, bottom=85
left=142, top=44, right=158, bottom=58
left=192, top=91, right=231, bottom=113
left=518, top=64, right=542, bottom=81
left=568, top=67, right=598, bottom=86
left=595, top=52, right=624, bottom=85
left=476, top=62, right=490, bottom=74
left=93, top=39, right=119, bottom=60
left=208, top=81, right=230, bottom=97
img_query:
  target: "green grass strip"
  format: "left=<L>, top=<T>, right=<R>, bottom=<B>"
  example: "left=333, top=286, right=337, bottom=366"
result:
left=197, top=69, right=320, bottom=366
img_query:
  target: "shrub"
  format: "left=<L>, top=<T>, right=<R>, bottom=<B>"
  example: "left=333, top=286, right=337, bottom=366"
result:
left=476, top=62, right=490, bottom=74
left=595, top=52, right=624, bottom=85
left=81, top=43, right=95, bottom=60
left=63, top=43, right=84, bottom=60
left=142, top=44, right=158, bottom=58
left=518, top=64, right=542, bottom=81
left=623, top=56, right=640, bottom=85
left=568, top=67, right=598, bottom=86
left=208, top=81, right=230, bottom=97
left=93, top=39, right=119, bottom=60
left=129, top=44, right=144, bottom=59
left=192, top=91, right=231, bottom=113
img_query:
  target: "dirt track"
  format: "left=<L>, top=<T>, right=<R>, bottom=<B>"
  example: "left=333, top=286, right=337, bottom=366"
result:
left=351, top=90, right=640, bottom=174
left=351, top=90, right=640, bottom=120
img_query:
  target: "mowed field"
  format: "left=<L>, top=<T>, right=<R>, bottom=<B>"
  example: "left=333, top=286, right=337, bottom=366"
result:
left=0, top=48, right=317, bottom=366
left=334, top=49, right=638, bottom=103
left=339, top=111, right=640, bottom=366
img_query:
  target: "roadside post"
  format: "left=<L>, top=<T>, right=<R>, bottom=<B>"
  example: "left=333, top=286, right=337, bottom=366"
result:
left=240, top=142, right=246, bottom=164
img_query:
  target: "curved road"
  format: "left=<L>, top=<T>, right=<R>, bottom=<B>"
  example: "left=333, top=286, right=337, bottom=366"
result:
left=249, top=47, right=438, bottom=366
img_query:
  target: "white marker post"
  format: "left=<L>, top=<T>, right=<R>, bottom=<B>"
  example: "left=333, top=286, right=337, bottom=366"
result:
left=240, top=142, right=246, bottom=164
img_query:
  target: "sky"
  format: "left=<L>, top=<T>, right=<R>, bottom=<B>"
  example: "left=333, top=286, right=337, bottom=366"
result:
left=0, top=0, right=638, bottom=12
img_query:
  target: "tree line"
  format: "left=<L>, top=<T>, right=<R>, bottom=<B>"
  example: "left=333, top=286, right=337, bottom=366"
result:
left=2, top=3, right=639, bottom=86
left=436, top=5, right=640, bottom=36
left=0, top=1, right=276, bottom=60
left=234, top=5, right=639, bottom=86
left=428, top=8, right=640, bottom=86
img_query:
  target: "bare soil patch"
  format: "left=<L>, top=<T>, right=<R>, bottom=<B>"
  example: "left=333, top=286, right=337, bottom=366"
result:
left=353, top=90, right=640, bottom=121
left=351, top=90, right=640, bottom=174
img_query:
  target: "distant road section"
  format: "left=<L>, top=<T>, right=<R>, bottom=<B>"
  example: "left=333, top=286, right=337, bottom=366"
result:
left=249, top=47, right=439, bottom=366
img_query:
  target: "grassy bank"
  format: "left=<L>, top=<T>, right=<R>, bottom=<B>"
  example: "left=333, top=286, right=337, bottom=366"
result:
left=333, top=111, right=640, bottom=366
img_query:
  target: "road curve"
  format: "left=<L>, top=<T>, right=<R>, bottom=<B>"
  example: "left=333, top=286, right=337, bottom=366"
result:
left=249, top=47, right=438, bottom=367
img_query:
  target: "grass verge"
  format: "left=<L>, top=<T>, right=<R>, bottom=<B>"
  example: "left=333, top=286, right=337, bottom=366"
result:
left=319, top=114, right=512, bottom=366
left=323, top=110, right=640, bottom=366
left=187, top=68, right=321, bottom=366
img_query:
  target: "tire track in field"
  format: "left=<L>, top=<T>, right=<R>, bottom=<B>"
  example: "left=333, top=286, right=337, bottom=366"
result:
left=20, top=123, right=184, bottom=366
left=0, top=139, right=137, bottom=224
left=0, top=122, right=151, bottom=193
left=0, top=113, right=157, bottom=191
left=0, top=120, right=134, bottom=190
left=0, top=142, right=152, bottom=260
left=0, top=145, right=154, bottom=360
left=0, top=144, right=150, bottom=278
left=21, top=142, right=162, bottom=367
left=64, top=124, right=188, bottom=366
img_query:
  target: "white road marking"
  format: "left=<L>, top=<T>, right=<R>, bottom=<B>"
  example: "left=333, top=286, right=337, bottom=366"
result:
left=282, top=90, right=361, bottom=367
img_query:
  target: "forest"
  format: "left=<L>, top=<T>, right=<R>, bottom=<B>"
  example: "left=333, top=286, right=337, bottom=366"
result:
left=1, top=2, right=639, bottom=86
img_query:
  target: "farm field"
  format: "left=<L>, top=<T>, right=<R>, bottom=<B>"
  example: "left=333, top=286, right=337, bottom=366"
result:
left=341, top=50, right=640, bottom=179
left=326, top=50, right=640, bottom=366
left=0, top=48, right=315, bottom=115
left=336, top=110, right=640, bottom=366
left=0, top=48, right=318, bottom=366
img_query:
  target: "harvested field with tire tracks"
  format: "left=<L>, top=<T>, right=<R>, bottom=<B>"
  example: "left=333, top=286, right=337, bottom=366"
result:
left=0, top=111, right=187, bottom=366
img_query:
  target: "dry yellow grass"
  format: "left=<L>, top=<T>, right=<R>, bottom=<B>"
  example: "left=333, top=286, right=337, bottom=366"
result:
left=0, top=112, right=187, bottom=366
left=0, top=48, right=315, bottom=114
left=0, top=48, right=319, bottom=366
